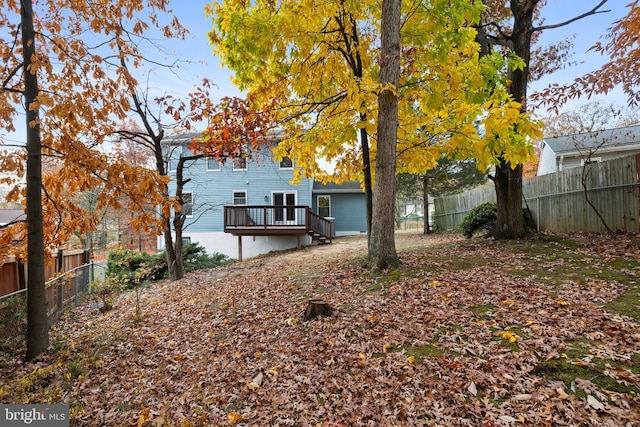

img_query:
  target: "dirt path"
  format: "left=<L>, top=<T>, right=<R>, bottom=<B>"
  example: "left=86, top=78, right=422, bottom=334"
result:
left=213, top=233, right=462, bottom=284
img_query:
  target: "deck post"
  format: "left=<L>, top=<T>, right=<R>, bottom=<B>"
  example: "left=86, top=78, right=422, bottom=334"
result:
left=297, top=235, right=301, bottom=249
left=237, top=235, right=243, bottom=261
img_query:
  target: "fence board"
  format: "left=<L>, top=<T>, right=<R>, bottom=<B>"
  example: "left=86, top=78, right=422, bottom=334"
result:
left=1, top=249, right=90, bottom=299
left=434, top=154, right=640, bottom=233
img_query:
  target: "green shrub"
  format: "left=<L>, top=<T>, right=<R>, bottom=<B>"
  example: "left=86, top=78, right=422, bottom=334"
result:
left=459, top=203, right=536, bottom=238
left=181, top=243, right=233, bottom=272
left=89, top=277, right=123, bottom=312
left=459, top=202, right=497, bottom=238
left=106, top=247, right=165, bottom=288
left=107, top=243, right=233, bottom=287
left=0, top=295, right=26, bottom=343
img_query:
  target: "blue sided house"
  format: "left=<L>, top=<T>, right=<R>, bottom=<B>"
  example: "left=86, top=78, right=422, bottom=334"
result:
left=160, top=133, right=367, bottom=260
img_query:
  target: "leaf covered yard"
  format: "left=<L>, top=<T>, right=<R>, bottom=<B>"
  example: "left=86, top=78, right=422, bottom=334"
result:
left=2, top=234, right=640, bottom=426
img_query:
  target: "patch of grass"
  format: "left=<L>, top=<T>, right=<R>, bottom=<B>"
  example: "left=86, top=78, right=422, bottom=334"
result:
left=469, top=304, right=496, bottom=314
left=605, top=280, right=640, bottom=322
left=372, top=343, right=452, bottom=362
left=538, top=235, right=580, bottom=250
left=403, top=343, right=450, bottom=362
left=428, top=256, right=489, bottom=273
left=365, top=281, right=384, bottom=292
left=533, top=340, right=640, bottom=396
left=431, top=324, right=465, bottom=346
left=532, top=358, right=639, bottom=396
left=490, top=326, right=525, bottom=352
left=382, top=269, right=402, bottom=282
left=468, top=304, right=497, bottom=321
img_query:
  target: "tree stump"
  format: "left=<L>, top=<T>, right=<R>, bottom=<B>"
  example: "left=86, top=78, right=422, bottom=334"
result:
left=304, top=299, right=332, bottom=320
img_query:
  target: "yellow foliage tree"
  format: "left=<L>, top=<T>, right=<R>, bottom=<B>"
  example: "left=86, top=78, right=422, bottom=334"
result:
left=207, top=0, right=542, bottom=254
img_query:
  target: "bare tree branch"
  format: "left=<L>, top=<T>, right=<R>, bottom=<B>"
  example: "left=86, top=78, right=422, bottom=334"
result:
left=534, top=1, right=610, bottom=32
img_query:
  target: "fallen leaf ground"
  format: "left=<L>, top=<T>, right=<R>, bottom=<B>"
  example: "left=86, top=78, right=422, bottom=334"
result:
left=1, top=233, right=640, bottom=426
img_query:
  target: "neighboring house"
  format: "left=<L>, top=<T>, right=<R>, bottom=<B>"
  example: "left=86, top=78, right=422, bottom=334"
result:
left=397, top=197, right=435, bottom=219
left=0, top=209, right=25, bottom=226
left=537, top=125, right=640, bottom=175
left=160, top=133, right=367, bottom=260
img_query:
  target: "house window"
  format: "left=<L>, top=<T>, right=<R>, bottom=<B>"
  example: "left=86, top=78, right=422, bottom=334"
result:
left=182, top=192, right=193, bottom=216
left=168, top=157, right=179, bottom=173
left=182, top=236, right=191, bottom=245
left=207, top=157, right=221, bottom=171
left=233, top=157, right=247, bottom=171
left=233, top=191, right=247, bottom=205
left=318, top=195, right=331, bottom=217
left=279, top=156, right=293, bottom=169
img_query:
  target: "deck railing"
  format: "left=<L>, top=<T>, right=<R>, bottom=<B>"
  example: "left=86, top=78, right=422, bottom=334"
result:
left=224, top=205, right=334, bottom=240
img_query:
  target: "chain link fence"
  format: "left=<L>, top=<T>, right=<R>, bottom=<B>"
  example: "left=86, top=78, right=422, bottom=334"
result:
left=0, top=262, right=105, bottom=349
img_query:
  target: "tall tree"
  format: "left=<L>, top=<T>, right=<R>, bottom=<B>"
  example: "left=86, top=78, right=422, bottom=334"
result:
left=21, top=0, right=48, bottom=360
left=1, top=0, right=184, bottom=360
left=369, top=0, right=401, bottom=269
left=207, top=0, right=540, bottom=264
left=476, top=0, right=609, bottom=238
left=208, top=0, right=378, bottom=238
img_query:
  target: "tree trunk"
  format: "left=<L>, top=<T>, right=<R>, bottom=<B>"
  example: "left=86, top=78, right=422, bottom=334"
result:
left=22, top=0, right=49, bottom=361
left=368, top=0, right=401, bottom=270
left=360, top=126, right=373, bottom=241
left=303, top=299, right=332, bottom=320
left=422, top=174, right=430, bottom=234
left=163, top=225, right=178, bottom=281
left=173, top=215, right=185, bottom=280
left=492, top=2, right=534, bottom=239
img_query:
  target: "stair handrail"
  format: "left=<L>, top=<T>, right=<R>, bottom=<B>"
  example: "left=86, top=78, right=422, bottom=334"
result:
left=306, top=208, right=334, bottom=241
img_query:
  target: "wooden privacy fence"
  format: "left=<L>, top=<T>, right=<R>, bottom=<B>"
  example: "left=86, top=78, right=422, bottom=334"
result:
left=0, top=249, right=91, bottom=299
left=434, top=154, right=640, bottom=233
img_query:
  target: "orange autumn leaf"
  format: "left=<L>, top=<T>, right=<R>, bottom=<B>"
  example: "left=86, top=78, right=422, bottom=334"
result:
left=227, top=412, right=242, bottom=425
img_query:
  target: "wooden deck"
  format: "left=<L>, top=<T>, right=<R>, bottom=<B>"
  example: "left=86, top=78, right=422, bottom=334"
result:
left=224, top=205, right=334, bottom=242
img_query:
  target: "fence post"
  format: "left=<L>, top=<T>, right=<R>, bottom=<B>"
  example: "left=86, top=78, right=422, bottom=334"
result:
left=57, top=248, right=64, bottom=274
left=56, top=277, right=63, bottom=314
left=18, top=258, right=26, bottom=290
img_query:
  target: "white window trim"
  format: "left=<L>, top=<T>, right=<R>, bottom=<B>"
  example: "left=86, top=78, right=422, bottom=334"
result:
left=206, top=157, right=221, bottom=171
left=279, top=156, right=294, bottom=170
left=317, top=195, right=331, bottom=217
left=168, top=158, right=178, bottom=173
left=233, top=190, right=247, bottom=206
left=233, top=157, right=248, bottom=171
left=182, top=191, right=194, bottom=217
left=272, top=191, right=298, bottom=224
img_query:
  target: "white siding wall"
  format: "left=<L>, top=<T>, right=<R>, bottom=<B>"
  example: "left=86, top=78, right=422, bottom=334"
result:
left=159, top=232, right=312, bottom=260
left=537, top=143, right=558, bottom=175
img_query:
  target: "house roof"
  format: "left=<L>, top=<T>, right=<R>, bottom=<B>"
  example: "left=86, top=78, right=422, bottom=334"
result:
left=0, top=209, right=25, bottom=225
left=544, top=124, right=640, bottom=156
left=161, top=132, right=201, bottom=145
left=312, top=181, right=364, bottom=193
